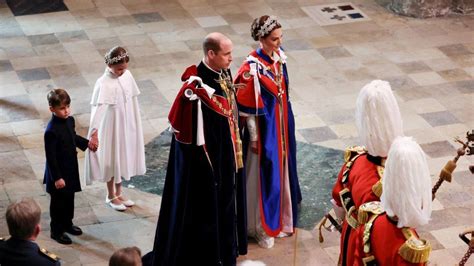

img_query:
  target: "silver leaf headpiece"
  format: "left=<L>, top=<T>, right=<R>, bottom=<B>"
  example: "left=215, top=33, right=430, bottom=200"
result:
left=105, top=50, right=128, bottom=65
left=256, top=16, right=279, bottom=38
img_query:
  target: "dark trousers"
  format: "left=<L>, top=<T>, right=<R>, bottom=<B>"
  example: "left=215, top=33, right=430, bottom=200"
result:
left=49, top=190, right=75, bottom=235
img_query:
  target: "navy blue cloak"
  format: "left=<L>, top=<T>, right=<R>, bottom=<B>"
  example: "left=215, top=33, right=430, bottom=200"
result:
left=147, top=62, right=247, bottom=266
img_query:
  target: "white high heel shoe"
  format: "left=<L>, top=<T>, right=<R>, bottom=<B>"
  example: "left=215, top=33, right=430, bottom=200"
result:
left=116, top=194, right=135, bottom=207
left=105, top=196, right=126, bottom=211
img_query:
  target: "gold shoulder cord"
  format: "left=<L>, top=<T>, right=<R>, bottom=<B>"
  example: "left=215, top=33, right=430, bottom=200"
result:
left=40, top=247, right=60, bottom=261
left=399, top=228, right=431, bottom=263
left=359, top=201, right=385, bottom=266
left=371, top=166, right=384, bottom=198
left=361, top=213, right=380, bottom=266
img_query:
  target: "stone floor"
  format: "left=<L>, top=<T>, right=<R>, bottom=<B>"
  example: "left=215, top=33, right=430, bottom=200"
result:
left=0, top=0, right=473, bottom=265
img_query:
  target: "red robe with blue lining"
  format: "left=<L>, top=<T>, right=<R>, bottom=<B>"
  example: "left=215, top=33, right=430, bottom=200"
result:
left=234, top=48, right=301, bottom=237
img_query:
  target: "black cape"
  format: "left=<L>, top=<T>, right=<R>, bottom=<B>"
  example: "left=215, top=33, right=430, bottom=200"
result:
left=146, top=62, right=247, bottom=266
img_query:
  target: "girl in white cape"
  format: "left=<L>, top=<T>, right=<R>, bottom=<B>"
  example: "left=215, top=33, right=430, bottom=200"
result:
left=85, top=46, right=146, bottom=211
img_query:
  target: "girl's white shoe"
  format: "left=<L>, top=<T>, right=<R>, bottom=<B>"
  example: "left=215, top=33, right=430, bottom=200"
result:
left=105, top=196, right=127, bottom=211
left=116, top=194, right=135, bottom=207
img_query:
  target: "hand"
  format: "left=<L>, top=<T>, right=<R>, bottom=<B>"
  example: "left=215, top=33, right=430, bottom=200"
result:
left=88, top=141, right=98, bottom=152
left=250, top=141, right=258, bottom=154
left=55, top=178, right=66, bottom=189
left=89, top=130, right=99, bottom=152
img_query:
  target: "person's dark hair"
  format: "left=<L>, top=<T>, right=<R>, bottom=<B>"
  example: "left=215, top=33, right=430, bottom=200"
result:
left=6, top=198, right=41, bottom=239
left=105, top=46, right=130, bottom=65
left=202, top=36, right=221, bottom=56
left=250, top=15, right=282, bottom=41
left=109, top=246, right=142, bottom=266
left=47, top=88, right=71, bottom=108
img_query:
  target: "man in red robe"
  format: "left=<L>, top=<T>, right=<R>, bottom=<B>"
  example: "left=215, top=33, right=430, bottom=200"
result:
left=145, top=32, right=247, bottom=266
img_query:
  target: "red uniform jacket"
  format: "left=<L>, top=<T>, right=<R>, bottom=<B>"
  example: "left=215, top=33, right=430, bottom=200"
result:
left=353, top=214, right=427, bottom=266
left=332, top=153, right=383, bottom=266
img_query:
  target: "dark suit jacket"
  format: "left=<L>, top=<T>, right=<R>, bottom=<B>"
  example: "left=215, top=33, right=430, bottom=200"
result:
left=43, top=115, right=88, bottom=193
left=0, top=237, right=60, bottom=266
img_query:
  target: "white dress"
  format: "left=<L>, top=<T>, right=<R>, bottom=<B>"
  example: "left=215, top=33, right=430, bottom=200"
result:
left=84, top=69, right=146, bottom=184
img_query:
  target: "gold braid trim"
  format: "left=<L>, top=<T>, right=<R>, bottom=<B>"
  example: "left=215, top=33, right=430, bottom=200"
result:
left=371, top=166, right=384, bottom=197
left=363, top=214, right=380, bottom=254
left=40, top=247, right=60, bottom=261
left=342, top=146, right=367, bottom=184
left=372, top=181, right=382, bottom=198
left=398, top=228, right=431, bottom=263
left=358, top=201, right=384, bottom=225
left=344, top=146, right=367, bottom=163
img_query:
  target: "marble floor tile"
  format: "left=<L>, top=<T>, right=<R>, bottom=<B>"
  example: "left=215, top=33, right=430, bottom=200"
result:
left=431, top=225, right=471, bottom=249
left=0, top=1, right=473, bottom=265
left=105, top=15, right=135, bottom=28
left=423, top=57, right=458, bottom=71
left=438, top=43, right=473, bottom=57
left=0, top=94, right=40, bottom=121
left=132, top=12, right=164, bottom=24
left=16, top=67, right=51, bottom=82
left=405, top=97, right=447, bottom=114
left=397, top=61, right=433, bottom=74
left=317, top=46, right=352, bottom=59
left=27, top=33, right=60, bottom=46
left=195, top=15, right=228, bottom=28
left=55, top=30, right=89, bottom=43
left=420, top=140, right=458, bottom=158
left=284, top=39, right=314, bottom=51
left=420, top=110, right=461, bottom=127
left=298, top=126, right=339, bottom=143
left=0, top=82, right=27, bottom=98
left=408, top=71, right=446, bottom=86
left=33, top=43, right=68, bottom=57
left=437, top=68, right=472, bottom=82
left=451, top=54, right=474, bottom=68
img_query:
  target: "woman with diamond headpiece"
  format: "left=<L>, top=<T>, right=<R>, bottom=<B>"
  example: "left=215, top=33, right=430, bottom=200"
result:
left=234, top=15, right=302, bottom=249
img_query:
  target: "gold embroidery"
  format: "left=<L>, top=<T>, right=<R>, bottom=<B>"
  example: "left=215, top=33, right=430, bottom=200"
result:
left=399, top=228, right=431, bottom=263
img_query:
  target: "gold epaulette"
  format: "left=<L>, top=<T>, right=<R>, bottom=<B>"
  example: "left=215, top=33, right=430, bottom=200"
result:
left=398, top=228, right=431, bottom=263
left=40, top=247, right=60, bottom=262
left=371, top=166, right=384, bottom=198
left=344, top=146, right=367, bottom=163
left=342, top=146, right=367, bottom=184
left=358, top=201, right=384, bottom=225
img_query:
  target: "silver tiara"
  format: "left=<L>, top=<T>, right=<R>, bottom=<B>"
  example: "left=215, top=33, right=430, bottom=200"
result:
left=256, top=16, right=278, bottom=38
left=105, top=51, right=128, bottom=65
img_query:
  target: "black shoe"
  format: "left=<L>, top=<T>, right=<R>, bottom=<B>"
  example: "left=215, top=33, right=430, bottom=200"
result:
left=51, top=233, right=72, bottom=245
left=66, top=225, right=83, bottom=236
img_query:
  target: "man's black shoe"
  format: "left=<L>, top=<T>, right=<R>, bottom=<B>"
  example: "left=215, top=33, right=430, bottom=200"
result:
left=51, top=233, right=72, bottom=245
left=66, top=225, right=83, bottom=236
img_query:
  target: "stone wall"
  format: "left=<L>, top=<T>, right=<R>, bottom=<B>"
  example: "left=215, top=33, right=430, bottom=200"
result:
left=377, top=0, right=474, bottom=18
left=452, top=0, right=474, bottom=14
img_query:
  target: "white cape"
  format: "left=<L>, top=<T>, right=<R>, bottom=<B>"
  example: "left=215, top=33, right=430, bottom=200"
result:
left=84, top=69, right=146, bottom=184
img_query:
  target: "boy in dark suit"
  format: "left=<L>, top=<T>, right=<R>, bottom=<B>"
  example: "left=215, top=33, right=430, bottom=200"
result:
left=0, top=198, right=60, bottom=266
left=44, top=88, right=97, bottom=245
